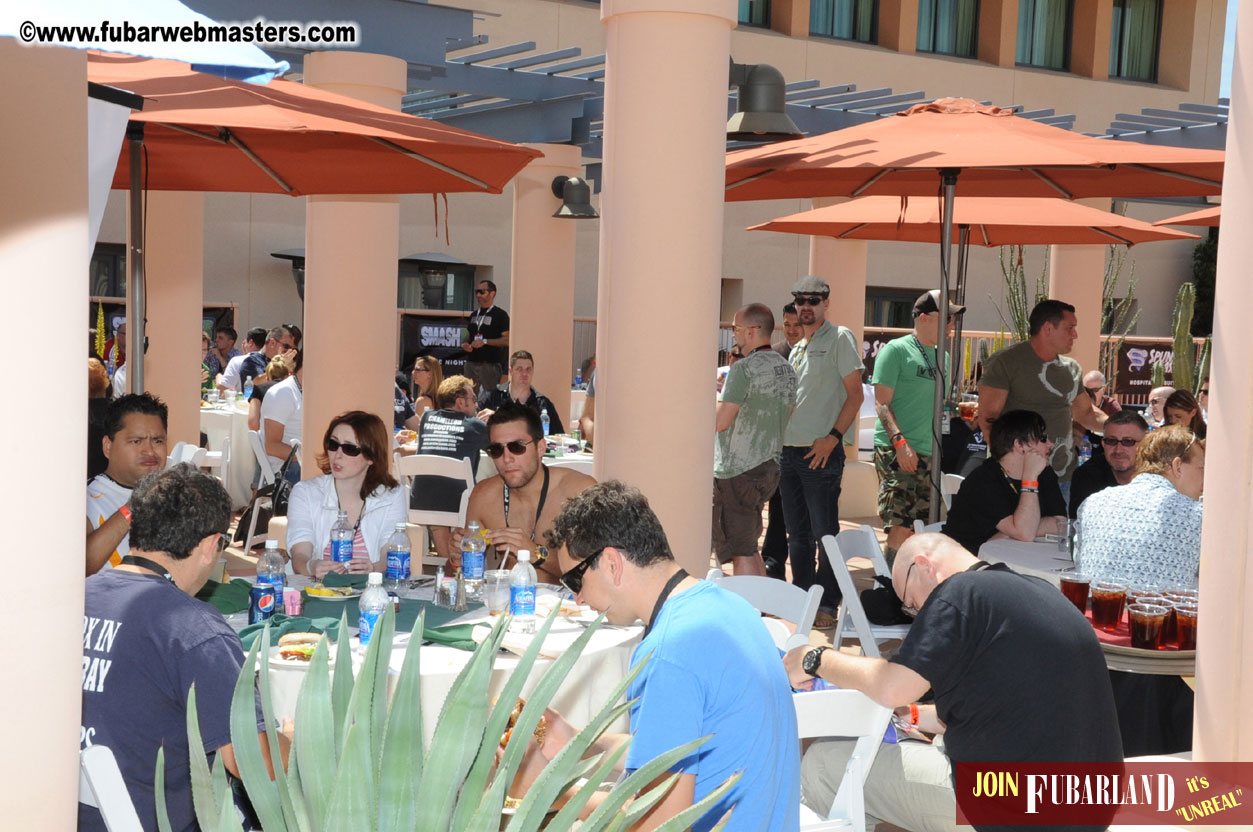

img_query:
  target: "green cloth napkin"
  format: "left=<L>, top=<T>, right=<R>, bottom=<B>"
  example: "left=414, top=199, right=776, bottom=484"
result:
left=298, top=594, right=483, bottom=643
left=238, top=613, right=343, bottom=651
left=422, top=623, right=478, bottom=651
left=322, top=572, right=369, bottom=589
left=196, top=578, right=253, bottom=615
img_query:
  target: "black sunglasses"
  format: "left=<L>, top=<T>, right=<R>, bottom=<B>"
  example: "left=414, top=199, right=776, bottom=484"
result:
left=561, top=547, right=606, bottom=595
left=486, top=438, right=534, bottom=459
left=793, top=294, right=827, bottom=306
left=1101, top=436, right=1140, bottom=448
left=326, top=437, right=364, bottom=457
left=216, top=531, right=231, bottom=553
left=475, top=289, right=491, bottom=295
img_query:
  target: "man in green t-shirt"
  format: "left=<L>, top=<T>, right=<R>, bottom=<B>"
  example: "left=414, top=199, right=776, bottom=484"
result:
left=714, top=304, right=798, bottom=575
left=872, top=290, right=965, bottom=563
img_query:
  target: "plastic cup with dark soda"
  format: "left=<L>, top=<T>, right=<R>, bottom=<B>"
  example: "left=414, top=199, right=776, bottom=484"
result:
left=1128, top=603, right=1169, bottom=649
left=1090, top=581, right=1126, bottom=632
left=1059, top=573, right=1090, bottom=615
left=1174, top=602, right=1198, bottom=650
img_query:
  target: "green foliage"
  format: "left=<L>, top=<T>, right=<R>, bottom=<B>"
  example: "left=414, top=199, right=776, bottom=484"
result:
left=1098, top=245, right=1141, bottom=391
left=993, top=245, right=1049, bottom=342
left=1191, top=230, right=1218, bottom=337
left=1150, top=360, right=1166, bottom=389
left=161, top=607, right=737, bottom=832
left=1171, top=283, right=1197, bottom=394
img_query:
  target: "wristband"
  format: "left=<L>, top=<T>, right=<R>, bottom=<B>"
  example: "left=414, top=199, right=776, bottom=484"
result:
left=1020, top=480, right=1039, bottom=489
left=909, top=704, right=920, bottom=726
left=829, top=428, right=844, bottom=441
left=892, top=437, right=908, bottom=449
left=118, top=505, right=132, bottom=523
left=1020, top=486, right=1039, bottom=494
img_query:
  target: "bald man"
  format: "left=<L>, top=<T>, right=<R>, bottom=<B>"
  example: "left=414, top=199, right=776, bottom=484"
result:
left=1082, top=369, right=1121, bottom=417
left=785, top=534, right=1122, bottom=832
left=1147, top=385, right=1175, bottom=428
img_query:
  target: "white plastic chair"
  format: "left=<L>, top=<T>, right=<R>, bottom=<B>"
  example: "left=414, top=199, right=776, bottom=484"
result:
left=395, top=452, right=475, bottom=528
left=545, top=456, right=594, bottom=477
left=706, top=569, right=823, bottom=649
left=912, top=520, right=944, bottom=535
left=80, top=744, right=143, bottom=832
left=823, top=531, right=910, bottom=658
left=248, top=429, right=276, bottom=487
left=941, top=473, right=965, bottom=510
left=794, top=688, right=893, bottom=832
left=202, top=435, right=230, bottom=491
left=241, top=430, right=278, bottom=552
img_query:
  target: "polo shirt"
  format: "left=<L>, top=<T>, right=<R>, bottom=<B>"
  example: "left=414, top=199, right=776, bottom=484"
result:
left=784, top=321, right=864, bottom=447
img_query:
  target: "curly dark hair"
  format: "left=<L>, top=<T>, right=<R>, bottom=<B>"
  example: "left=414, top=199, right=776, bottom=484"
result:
left=104, top=393, right=168, bottom=439
left=545, top=480, right=673, bottom=568
left=129, top=464, right=230, bottom=560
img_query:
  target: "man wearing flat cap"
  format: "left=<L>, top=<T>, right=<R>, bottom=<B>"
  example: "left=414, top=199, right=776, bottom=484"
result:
left=779, top=275, right=863, bottom=613
left=872, top=290, right=965, bottom=564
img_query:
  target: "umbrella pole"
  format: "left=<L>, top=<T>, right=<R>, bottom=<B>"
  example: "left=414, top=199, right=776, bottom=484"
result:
left=930, top=169, right=959, bottom=525
left=949, top=225, right=971, bottom=399
left=126, top=124, right=146, bottom=394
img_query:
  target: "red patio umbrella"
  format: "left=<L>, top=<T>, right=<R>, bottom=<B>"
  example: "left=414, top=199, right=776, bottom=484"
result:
left=1153, top=205, right=1222, bottom=228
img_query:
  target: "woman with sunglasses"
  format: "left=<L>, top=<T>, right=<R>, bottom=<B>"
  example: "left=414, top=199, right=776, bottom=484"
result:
left=1163, top=389, right=1206, bottom=439
left=287, top=411, right=407, bottom=579
left=410, top=355, right=444, bottom=415
left=1076, top=425, right=1204, bottom=588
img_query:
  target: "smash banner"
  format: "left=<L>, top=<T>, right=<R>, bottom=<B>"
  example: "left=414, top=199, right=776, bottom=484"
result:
left=399, top=313, right=470, bottom=377
left=955, top=762, right=1253, bottom=826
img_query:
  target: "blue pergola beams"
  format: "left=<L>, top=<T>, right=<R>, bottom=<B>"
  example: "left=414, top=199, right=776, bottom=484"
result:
left=448, top=42, right=538, bottom=64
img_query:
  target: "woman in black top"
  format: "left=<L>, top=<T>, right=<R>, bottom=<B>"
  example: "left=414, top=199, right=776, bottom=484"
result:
left=943, top=409, right=1067, bottom=554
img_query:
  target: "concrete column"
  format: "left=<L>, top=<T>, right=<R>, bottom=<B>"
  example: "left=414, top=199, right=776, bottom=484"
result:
left=770, top=0, right=811, bottom=38
left=142, top=192, right=204, bottom=445
left=978, top=0, right=1020, bottom=68
left=1194, top=0, right=1253, bottom=761
left=1070, top=0, right=1113, bottom=81
left=508, top=144, right=583, bottom=427
left=302, top=52, right=405, bottom=474
left=809, top=197, right=867, bottom=348
left=879, top=0, right=919, bottom=54
left=1047, top=242, right=1104, bottom=376
left=0, top=40, right=87, bottom=829
left=596, top=0, right=735, bottom=576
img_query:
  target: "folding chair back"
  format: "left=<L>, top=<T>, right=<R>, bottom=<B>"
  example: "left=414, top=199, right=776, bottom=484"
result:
left=941, top=473, right=965, bottom=510
left=707, top=570, right=823, bottom=648
left=395, top=453, right=475, bottom=529
left=794, top=688, right=892, bottom=832
left=80, top=744, right=143, bottom=832
left=823, top=532, right=910, bottom=658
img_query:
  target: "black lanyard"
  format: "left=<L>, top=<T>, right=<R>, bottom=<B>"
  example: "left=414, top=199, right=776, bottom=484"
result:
left=503, top=464, right=550, bottom=543
left=120, top=555, right=176, bottom=585
left=913, top=335, right=940, bottom=381
left=335, top=489, right=366, bottom=532
left=644, top=569, right=690, bottom=638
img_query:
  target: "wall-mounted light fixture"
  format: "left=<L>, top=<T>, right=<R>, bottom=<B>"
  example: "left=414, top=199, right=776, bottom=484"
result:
left=727, top=61, right=804, bottom=143
left=552, top=175, right=599, bottom=219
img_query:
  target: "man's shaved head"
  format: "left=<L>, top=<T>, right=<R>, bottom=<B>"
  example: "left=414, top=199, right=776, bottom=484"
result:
left=892, top=533, right=980, bottom=612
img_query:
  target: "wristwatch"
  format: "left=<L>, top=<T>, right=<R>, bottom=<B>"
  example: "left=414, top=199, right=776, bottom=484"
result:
left=802, top=645, right=829, bottom=678
left=828, top=427, right=844, bottom=441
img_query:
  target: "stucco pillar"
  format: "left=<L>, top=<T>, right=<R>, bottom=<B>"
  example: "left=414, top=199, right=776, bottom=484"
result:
left=509, top=144, right=582, bottom=427
left=142, top=192, right=204, bottom=445
left=302, top=52, right=405, bottom=474
left=1047, top=237, right=1105, bottom=376
left=1194, top=0, right=1253, bottom=761
left=978, top=0, right=1020, bottom=68
left=809, top=197, right=867, bottom=348
left=596, top=0, right=735, bottom=575
left=1070, top=0, right=1113, bottom=81
left=879, top=0, right=919, bottom=54
left=0, top=40, right=87, bottom=829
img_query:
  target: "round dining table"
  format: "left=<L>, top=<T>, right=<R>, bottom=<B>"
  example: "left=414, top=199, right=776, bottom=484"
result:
left=977, top=538, right=1075, bottom=586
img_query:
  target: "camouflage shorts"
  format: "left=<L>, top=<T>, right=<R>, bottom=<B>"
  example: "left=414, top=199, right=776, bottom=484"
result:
left=873, top=445, right=933, bottom=531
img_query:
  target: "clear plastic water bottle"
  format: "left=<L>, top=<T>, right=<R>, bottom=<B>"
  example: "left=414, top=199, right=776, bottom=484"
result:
left=461, top=521, right=486, bottom=593
left=574, top=369, right=582, bottom=389
left=509, top=549, right=537, bottom=634
left=243, top=379, right=254, bottom=400
left=540, top=410, right=550, bottom=438
left=1078, top=435, right=1093, bottom=467
left=330, top=510, right=353, bottom=564
left=358, top=573, right=388, bottom=646
left=257, top=539, right=285, bottom=596
left=383, top=522, right=411, bottom=591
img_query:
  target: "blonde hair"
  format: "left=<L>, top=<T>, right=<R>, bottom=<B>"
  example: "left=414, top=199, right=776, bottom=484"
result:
left=436, top=374, right=474, bottom=409
left=412, top=355, right=445, bottom=399
left=1134, top=425, right=1204, bottom=478
left=265, top=355, right=290, bottom=382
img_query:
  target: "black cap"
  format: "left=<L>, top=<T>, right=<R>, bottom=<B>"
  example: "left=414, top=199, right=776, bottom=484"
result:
left=913, top=289, right=966, bottom=318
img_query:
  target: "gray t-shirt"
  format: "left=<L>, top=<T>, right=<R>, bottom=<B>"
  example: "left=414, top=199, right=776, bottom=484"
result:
left=980, top=341, right=1082, bottom=479
left=715, top=349, right=797, bottom=479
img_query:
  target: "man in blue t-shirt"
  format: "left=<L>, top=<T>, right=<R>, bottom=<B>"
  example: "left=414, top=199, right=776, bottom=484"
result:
left=80, top=465, right=278, bottom=832
left=513, top=481, right=800, bottom=831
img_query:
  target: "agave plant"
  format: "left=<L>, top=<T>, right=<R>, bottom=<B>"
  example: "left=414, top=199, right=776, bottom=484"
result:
left=159, top=606, right=737, bottom=831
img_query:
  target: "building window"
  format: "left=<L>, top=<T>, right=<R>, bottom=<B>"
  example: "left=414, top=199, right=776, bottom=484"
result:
left=90, top=243, right=126, bottom=298
left=1109, top=0, right=1161, bottom=82
left=739, top=0, right=771, bottom=27
left=1016, top=0, right=1072, bottom=70
left=865, top=288, right=925, bottom=328
left=917, top=0, right=979, bottom=58
left=811, top=0, right=878, bottom=43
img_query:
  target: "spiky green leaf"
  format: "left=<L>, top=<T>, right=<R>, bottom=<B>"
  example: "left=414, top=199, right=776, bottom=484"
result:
left=331, top=610, right=353, bottom=756
left=185, top=684, right=221, bottom=830
left=323, top=720, right=376, bottom=832
left=229, top=627, right=284, bottom=832
left=580, top=735, right=712, bottom=832
left=293, top=634, right=337, bottom=831
left=258, top=623, right=299, bottom=828
left=545, top=742, right=630, bottom=831
left=378, top=609, right=425, bottom=832
left=154, top=745, right=174, bottom=832
left=649, top=772, right=741, bottom=832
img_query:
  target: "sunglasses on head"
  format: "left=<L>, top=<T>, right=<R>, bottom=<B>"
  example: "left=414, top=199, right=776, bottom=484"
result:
left=793, top=294, right=827, bottom=307
left=485, top=438, right=534, bottom=459
left=326, top=437, right=364, bottom=457
left=560, top=547, right=606, bottom=595
left=1101, top=436, right=1140, bottom=448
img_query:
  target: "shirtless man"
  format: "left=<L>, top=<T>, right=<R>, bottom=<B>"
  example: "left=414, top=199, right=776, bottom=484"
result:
left=452, top=402, right=595, bottom=584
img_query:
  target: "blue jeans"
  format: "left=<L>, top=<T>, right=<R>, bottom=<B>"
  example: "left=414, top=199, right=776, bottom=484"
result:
left=778, top=443, right=844, bottom=607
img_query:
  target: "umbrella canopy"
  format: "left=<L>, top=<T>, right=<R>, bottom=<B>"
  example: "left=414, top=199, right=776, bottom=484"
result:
left=750, top=196, right=1201, bottom=246
left=1153, top=205, right=1222, bottom=227
left=725, top=99, right=1224, bottom=202
left=87, top=52, right=542, bottom=196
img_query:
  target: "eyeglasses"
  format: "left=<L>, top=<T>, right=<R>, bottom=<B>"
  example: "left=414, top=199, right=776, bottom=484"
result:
left=793, top=294, right=827, bottom=307
left=486, top=438, right=534, bottom=459
left=326, top=437, right=364, bottom=457
left=279, top=342, right=296, bottom=351
left=475, top=289, right=491, bottom=295
left=1085, top=387, right=1105, bottom=397
left=1182, top=432, right=1198, bottom=458
left=560, top=547, right=606, bottom=595
left=732, top=324, right=760, bottom=333
left=1101, top=436, right=1140, bottom=448
left=216, top=532, right=231, bottom=554
left=900, top=562, right=919, bottom=618
left=1200, top=389, right=1209, bottom=395
left=413, top=366, right=431, bottom=373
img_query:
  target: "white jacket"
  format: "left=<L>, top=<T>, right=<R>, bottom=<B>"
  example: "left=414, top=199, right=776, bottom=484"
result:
left=286, top=474, right=407, bottom=568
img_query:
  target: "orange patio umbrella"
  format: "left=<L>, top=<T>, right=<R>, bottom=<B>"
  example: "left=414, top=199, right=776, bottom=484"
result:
left=750, top=196, right=1202, bottom=246
left=1153, top=205, right=1222, bottom=228
left=88, top=51, right=542, bottom=196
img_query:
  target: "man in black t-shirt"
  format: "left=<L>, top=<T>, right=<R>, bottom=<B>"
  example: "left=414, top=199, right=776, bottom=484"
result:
left=785, top=533, right=1121, bottom=832
left=461, top=279, right=511, bottom=392
left=1068, top=410, right=1148, bottom=519
left=477, top=349, right=565, bottom=435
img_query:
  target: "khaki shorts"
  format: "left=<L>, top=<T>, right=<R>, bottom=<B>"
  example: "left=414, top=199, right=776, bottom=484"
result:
left=873, top=444, right=933, bottom=531
left=712, top=459, right=780, bottom=564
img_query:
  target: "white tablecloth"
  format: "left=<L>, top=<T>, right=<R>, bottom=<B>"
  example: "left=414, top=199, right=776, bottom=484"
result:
left=978, top=539, right=1076, bottom=586
left=200, top=403, right=255, bottom=509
